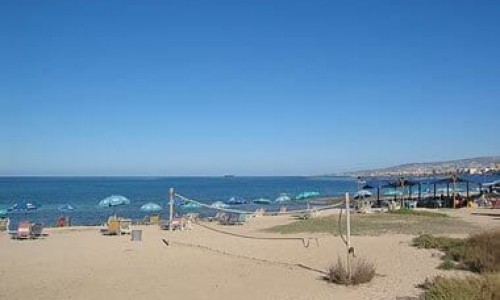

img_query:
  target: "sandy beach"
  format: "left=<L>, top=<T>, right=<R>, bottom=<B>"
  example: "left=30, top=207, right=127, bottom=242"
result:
left=0, top=208, right=498, bottom=300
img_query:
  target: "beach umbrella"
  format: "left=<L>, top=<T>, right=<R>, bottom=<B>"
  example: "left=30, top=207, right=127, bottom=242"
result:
left=225, top=196, right=247, bottom=205
left=295, top=191, right=320, bottom=201
left=98, top=195, right=131, bottom=208
left=58, top=204, right=75, bottom=211
left=211, top=201, right=229, bottom=209
left=275, top=193, right=292, bottom=204
left=253, top=198, right=272, bottom=205
left=140, top=202, right=162, bottom=213
left=384, top=189, right=402, bottom=196
left=179, top=202, right=201, bottom=210
left=0, top=208, right=7, bottom=217
left=98, top=195, right=130, bottom=217
left=354, top=190, right=372, bottom=199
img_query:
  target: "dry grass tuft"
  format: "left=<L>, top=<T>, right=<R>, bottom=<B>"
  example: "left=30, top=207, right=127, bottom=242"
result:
left=326, top=257, right=376, bottom=285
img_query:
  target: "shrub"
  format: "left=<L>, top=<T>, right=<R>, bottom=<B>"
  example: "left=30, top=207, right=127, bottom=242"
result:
left=413, top=230, right=500, bottom=274
left=390, top=209, right=448, bottom=218
left=438, top=259, right=456, bottom=270
left=462, top=230, right=500, bottom=273
left=418, top=274, right=500, bottom=300
left=412, top=233, right=464, bottom=251
left=326, top=257, right=376, bottom=285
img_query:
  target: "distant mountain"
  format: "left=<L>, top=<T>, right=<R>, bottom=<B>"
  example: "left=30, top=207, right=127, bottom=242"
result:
left=340, top=156, right=500, bottom=177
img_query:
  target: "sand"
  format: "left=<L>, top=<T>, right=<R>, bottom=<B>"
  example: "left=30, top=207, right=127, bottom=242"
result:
left=0, top=209, right=496, bottom=300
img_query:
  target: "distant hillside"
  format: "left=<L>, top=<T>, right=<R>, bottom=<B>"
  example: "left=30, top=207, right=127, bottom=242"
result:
left=342, top=156, right=500, bottom=177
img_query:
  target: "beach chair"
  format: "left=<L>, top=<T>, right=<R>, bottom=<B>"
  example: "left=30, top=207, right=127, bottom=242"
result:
left=0, top=218, right=9, bottom=231
left=149, top=214, right=160, bottom=225
left=119, top=219, right=132, bottom=234
left=218, top=213, right=232, bottom=225
left=15, top=222, right=31, bottom=239
left=208, top=212, right=226, bottom=222
left=31, top=223, right=44, bottom=238
left=233, top=213, right=249, bottom=225
left=103, top=219, right=121, bottom=235
left=159, top=219, right=170, bottom=230
left=221, top=213, right=248, bottom=225
left=185, top=213, right=199, bottom=223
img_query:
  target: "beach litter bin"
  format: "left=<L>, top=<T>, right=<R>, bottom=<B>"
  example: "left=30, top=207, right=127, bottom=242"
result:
left=131, top=229, right=142, bottom=242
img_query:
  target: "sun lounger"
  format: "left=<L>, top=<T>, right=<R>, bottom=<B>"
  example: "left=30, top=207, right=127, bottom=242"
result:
left=15, top=222, right=31, bottom=239
left=159, top=218, right=184, bottom=230
left=30, top=223, right=44, bottom=238
left=208, top=212, right=225, bottom=222
left=119, top=219, right=132, bottom=234
left=149, top=214, right=160, bottom=225
left=492, top=200, right=500, bottom=209
left=220, top=213, right=249, bottom=225
left=103, top=219, right=121, bottom=235
left=0, top=218, right=9, bottom=231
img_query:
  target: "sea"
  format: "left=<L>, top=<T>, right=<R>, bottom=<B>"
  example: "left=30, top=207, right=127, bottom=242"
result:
left=1, top=175, right=498, bottom=228
left=0, top=176, right=358, bottom=227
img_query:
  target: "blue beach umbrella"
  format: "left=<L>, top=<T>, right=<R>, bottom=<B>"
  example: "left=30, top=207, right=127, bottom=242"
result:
left=253, top=198, right=272, bottom=205
left=140, top=202, right=162, bottom=213
left=384, top=189, right=402, bottom=196
left=58, top=204, right=75, bottom=211
left=211, top=201, right=229, bottom=209
left=99, top=195, right=131, bottom=208
left=99, top=195, right=130, bottom=217
left=275, top=193, right=292, bottom=204
left=179, top=202, right=201, bottom=210
left=354, top=190, right=372, bottom=199
left=295, top=191, right=320, bottom=201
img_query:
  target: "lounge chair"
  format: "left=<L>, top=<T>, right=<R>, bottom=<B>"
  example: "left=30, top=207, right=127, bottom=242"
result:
left=159, top=218, right=184, bottom=230
left=56, top=216, right=71, bottom=227
left=220, top=213, right=248, bottom=225
left=185, top=213, right=199, bottom=223
left=103, top=219, right=121, bottom=235
left=0, top=218, right=9, bottom=231
left=30, top=223, right=44, bottom=238
left=149, top=214, right=160, bottom=225
left=208, top=212, right=225, bottom=222
left=119, top=219, right=132, bottom=234
left=15, top=222, right=31, bottom=239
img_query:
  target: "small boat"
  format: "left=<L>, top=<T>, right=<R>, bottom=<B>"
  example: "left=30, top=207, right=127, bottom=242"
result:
left=253, top=198, right=271, bottom=205
left=295, top=191, right=320, bottom=201
left=211, top=201, right=229, bottom=209
left=275, top=193, right=291, bottom=204
left=225, top=196, right=247, bottom=205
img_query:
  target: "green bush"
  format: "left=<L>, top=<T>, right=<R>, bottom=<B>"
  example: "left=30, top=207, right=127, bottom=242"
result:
left=413, top=230, right=500, bottom=274
left=390, top=209, right=448, bottom=218
left=418, top=275, right=500, bottom=300
left=438, top=259, right=456, bottom=270
left=412, top=233, right=464, bottom=251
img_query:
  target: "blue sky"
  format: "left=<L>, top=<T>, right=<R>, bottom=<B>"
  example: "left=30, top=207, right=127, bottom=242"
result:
left=1, top=1, right=499, bottom=176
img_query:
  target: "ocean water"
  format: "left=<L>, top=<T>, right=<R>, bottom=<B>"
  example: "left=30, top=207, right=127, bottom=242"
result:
left=0, top=176, right=357, bottom=227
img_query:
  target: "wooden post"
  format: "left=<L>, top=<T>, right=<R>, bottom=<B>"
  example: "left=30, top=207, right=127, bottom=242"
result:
left=345, top=192, right=352, bottom=282
left=169, top=188, right=174, bottom=229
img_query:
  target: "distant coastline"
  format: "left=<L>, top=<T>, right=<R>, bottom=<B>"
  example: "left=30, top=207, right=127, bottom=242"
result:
left=328, top=156, right=500, bottom=178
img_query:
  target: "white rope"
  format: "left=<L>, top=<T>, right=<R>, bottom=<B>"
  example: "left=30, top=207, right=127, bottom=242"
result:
left=174, top=193, right=345, bottom=215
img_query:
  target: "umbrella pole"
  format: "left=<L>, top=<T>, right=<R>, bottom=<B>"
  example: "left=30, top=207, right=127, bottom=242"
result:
left=345, top=193, right=352, bottom=283
left=169, top=188, right=174, bottom=230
